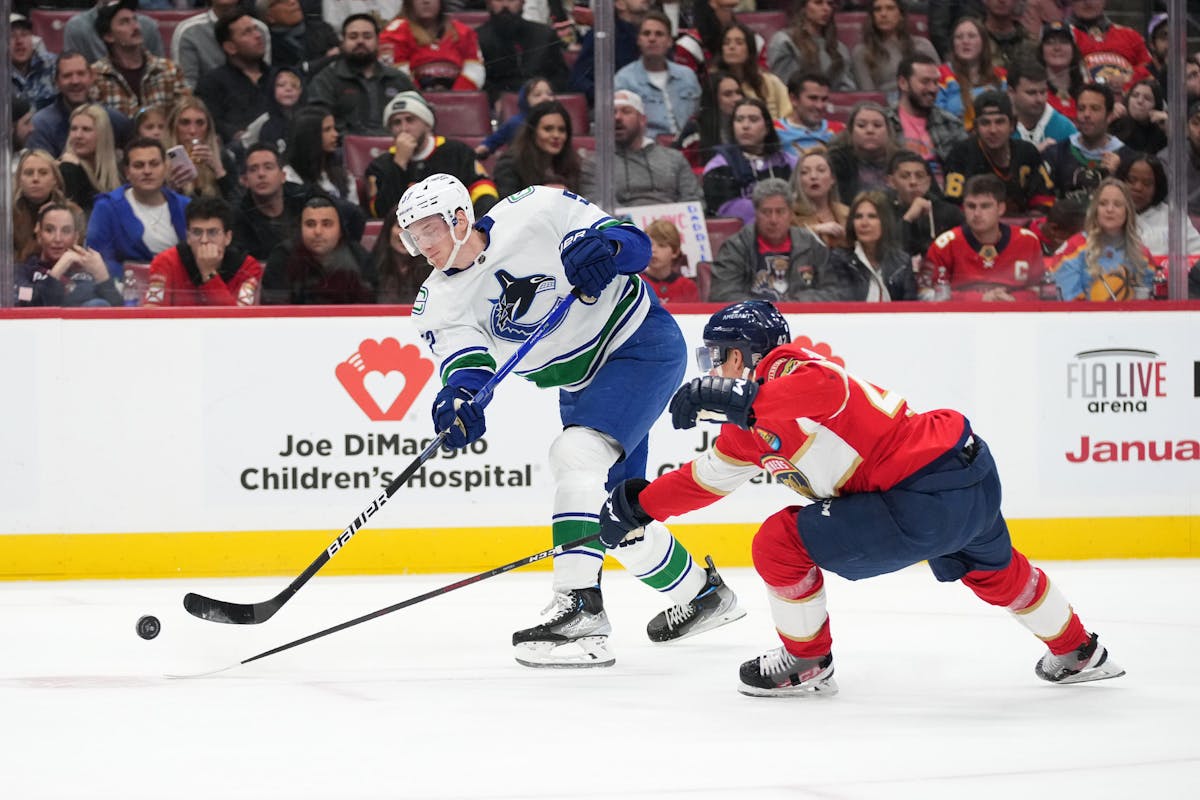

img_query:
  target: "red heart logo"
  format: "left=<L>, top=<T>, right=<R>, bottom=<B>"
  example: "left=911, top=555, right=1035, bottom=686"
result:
left=336, top=338, right=434, bottom=421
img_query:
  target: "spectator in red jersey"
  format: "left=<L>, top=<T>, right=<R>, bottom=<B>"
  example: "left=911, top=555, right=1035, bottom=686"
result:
left=639, top=218, right=699, bottom=304
left=144, top=196, right=262, bottom=306
left=380, top=0, right=486, bottom=91
left=923, top=173, right=1044, bottom=301
left=1065, top=0, right=1150, bottom=91
left=596, top=300, right=1124, bottom=695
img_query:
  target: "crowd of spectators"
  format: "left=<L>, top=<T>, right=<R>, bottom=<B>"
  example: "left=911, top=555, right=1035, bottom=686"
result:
left=9, top=0, right=1200, bottom=307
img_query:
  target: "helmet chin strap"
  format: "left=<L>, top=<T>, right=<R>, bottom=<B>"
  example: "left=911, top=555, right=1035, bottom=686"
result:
left=428, top=216, right=473, bottom=270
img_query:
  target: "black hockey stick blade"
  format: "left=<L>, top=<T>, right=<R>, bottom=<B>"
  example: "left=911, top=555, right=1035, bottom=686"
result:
left=169, top=532, right=603, bottom=677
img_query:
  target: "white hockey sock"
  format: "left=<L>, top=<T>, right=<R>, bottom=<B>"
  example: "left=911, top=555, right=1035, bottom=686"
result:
left=607, top=521, right=705, bottom=605
left=766, top=568, right=829, bottom=647
left=548, top=427, right=621, bottom=593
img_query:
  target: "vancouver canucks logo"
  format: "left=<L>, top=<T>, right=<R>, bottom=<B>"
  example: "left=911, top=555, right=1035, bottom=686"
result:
left=489, top=269, right=561, bottom=342
left=760, top=454, right=815, bottom=499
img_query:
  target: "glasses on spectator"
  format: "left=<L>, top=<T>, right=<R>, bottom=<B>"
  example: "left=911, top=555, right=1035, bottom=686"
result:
left=187, top=227, right=225, bottom=241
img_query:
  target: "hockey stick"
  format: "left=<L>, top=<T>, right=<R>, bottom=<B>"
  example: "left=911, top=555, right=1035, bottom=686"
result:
left=171, top=531, right=604, bottom=677
left=183, top=291, right=579, bottom=625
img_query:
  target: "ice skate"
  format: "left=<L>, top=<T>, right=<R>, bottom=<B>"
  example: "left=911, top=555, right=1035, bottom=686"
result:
left=1035, top=633, right=1125, bottom=684
left=737, top=646, right=838, bottom=697
left=647, top=556, right=746, bottom=642
left=512, top=587, right=615, bottom=668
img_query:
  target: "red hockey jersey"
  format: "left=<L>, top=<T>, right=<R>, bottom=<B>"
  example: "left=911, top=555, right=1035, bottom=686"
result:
left=639, top=343, right=966, bottom=522
left=923, top=224, right=1045, bottom=301
left=380, top=19, right=485, bottom=91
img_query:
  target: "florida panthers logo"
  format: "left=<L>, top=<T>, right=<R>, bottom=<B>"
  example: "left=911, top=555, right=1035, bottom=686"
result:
left=489, top=269, right=562, bottom=342
left=760, top=454, right=816, bottom=499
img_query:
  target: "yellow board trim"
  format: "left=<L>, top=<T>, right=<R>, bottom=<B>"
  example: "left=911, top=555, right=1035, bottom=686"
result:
left=1, top=516, right=1197, bottom=581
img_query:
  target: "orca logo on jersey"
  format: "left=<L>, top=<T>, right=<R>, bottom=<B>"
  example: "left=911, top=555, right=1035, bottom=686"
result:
left=489, top=270, right=563, bottom=343
left=336, top=339, right=435, bottom=421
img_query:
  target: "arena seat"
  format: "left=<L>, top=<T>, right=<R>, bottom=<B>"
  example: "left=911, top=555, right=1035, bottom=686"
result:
left=147, top=9, right=199, bottom=52
left=705, top=217, right=744, bottom=259
left=31, top=8, right=200, bottom=59
left=827, top=91, right=887, bottom=122
left=835, top=11, right=929, bottom=53
left=342, top=135, right=393, bottom=206
left=449, top=11, right=489, bottom=29
left=425, top=91, right=493, bottom=138
left=740, top=11, right=789, bottom=43
left=498, top=92, right=590, bottom=136
left=361, top=219, right=384, bottom=252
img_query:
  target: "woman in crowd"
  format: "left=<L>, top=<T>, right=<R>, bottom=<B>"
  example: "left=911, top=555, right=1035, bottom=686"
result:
left=639, top=218, right=699, bottom=304
left=767, top=0, right=855, bottom=91
left=263, top=196, right=375, bottom=304
left=15, top=203, right=120, bottom=307
left=1109, top=79, right=1167, bottom=156
left=716, top=22, right=792, bottom=123
left=1117, top=155, right=1200, bottom=257
left=370, top=209, right=432, bottom=304
left=936, top=17, right=1006, bottom=129
left=679, top=70, right=745, bottom=168
left=380, top=0, right=485, bottom=91
left=12, top=150, right=79, bottom=262
left=493, top=100, right=582, bottom=197
left=476, top=76, right=555, bottom=160
left=284, top=108, right=356, bottom=203
left=851, top=0, right=939, bottom=95
left=59, top=104, right=122, bottom=215
left=133, top=105, right=167, bottom=141
left=241, top=65, right=306, bottom=156
left=1037, top=21, right=1084, bottom=120
left=1053, top=177, right=1153, bottom=301
left=789, top=147, right=848, bottom=249
left=702, top=97, right=796, bottom=225
left=829, top=191, right=916, bottom=301
left=827, top=101, right=899, bottom=202
left=164, top=97, right=239, bottom=201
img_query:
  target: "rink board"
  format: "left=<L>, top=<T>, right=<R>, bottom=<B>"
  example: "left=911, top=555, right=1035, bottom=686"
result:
left=1, top=304, right=1197, bottom=579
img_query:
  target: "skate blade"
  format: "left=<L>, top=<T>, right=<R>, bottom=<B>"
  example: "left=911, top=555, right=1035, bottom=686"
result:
left=514, top=636, right=615, bottom=669
left=1051, top=660, right=1126, bottom=685
left=650, top=605, right=748, bottom=643
left=737, top=673, right=839, bottom=698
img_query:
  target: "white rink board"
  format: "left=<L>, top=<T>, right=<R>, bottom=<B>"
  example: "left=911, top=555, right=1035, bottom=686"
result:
left=1, top=309, right=1197, bottom=535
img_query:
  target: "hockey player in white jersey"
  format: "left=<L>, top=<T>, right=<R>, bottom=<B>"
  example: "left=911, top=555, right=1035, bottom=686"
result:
left=397, top=174, right=745, bottom=667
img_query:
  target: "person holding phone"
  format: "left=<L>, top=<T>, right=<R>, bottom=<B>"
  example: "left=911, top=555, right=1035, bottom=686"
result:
left=163, top=97, right=239, bottom=201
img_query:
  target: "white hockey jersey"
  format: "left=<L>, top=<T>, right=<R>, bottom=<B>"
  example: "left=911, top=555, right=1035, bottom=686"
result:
left=413, top=186, right=652, bottom=391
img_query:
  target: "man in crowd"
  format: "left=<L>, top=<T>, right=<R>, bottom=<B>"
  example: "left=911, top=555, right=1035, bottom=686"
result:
left=774, top=73, right=844, bottom=155
left=981, top=0, right=1033, bottom=67
left=1044, top=83, right=1135, bottom=197
left=145, top=196, right=263, bottom=306
left=942, top=91, right=1054, bottom=215
left=309, top=13, right=416, bottom=136
left=171, top=0, right=271, bottom=88
left=476, top=0, right=569, bottom=105
left=886, top=150, right=963, bottom=259
left=614, top=11, right=700, bottom=141
left=580, top=90, right=702, bottom=208
left=11, top=14, right=57, bottom=112
left=366, top=91, right=498, bottom=219
left=86, top=137, right=191, bottom=279
left=27, top=51, right=132, bottom=157
left=90, top=0, right=190, bottom=119
left=710, top=178, right=840, bottom=302
left=234, top=144, right=311, bottom=261
left=262, top=0, right=339, bottom=77
left=1007, top=59, right=1076, bottom=152
left=923, top=174, right=1044, bottom=301
left=887, top=55, right=968, bottom=181
left=570, top=0, right=645, bottom=103
left=196, top=12, right=270, bottom=145
left=65, top=0, right=166, bottom=64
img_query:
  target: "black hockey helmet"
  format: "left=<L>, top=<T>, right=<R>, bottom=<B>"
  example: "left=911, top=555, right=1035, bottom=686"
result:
left=697, top=301, right=791, bottom=372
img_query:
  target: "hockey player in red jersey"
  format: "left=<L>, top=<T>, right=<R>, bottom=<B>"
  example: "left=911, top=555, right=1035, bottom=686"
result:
left=597, top=300, right=1125, bottom=696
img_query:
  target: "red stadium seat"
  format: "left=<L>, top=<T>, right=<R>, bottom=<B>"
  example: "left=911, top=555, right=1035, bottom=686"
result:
left=740, top=11, right=789, bottom=44
left=449, top=11, right=489, bottom=29
left=705, top=217, right=744, bottom=259
left=425, top=91, right=493, bottom=138
left=29, top=10, right=72, bottom=54
left=827, top=91, right=887, bottom=123
left=342, top=135, right=393, bottom=206
left=574, top=135, right=596, bottom=154
left=835, top=11, right=929, bottom=52
left=498, top=92, right=590, bottom=136
left=457, top=136, right=498, bottom=175
left=695, top=260, right=712, bottom=302
left=147, top=9, right=199, bottom=53
left=361, top=219, right=384, bottom=252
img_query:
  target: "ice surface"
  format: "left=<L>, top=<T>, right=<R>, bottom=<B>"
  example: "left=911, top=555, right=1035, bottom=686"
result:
left=3, top=560, right=1198, bottom=799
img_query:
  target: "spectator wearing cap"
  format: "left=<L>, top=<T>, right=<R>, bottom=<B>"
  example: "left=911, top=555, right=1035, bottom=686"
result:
left=579, top=89, right=702, bottom=208
left=171, top=0, right=272, bottom=89
left=308, top=13, right=416, bottom=137
left=11, top=14, right=57, bottom=112
left=942, top=91, right=1054, bottom=215
left=27, top=51, right=133, bottom=159
left=614, top=11, right=701, bottom=141
left=195, top=12, right=271, bottom=145
left=90, top=0, right=191, bottom=119
left=1065, top=0, right=1150, bottom=91
left=365, top=91, right=499, bottom=219
left=1038, top=21, right=1086, bottom=120
left=64, top=0, right=166, bottom=65
left=476, top=0, right=569, bottom=105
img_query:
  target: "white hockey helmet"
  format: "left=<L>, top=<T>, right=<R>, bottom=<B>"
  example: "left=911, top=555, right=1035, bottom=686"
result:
left=395, top=173, right=474, bottom=258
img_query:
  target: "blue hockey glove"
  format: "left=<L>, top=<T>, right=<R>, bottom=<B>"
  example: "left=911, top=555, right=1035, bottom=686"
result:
left=669, top=377, right=759, bottom=431
left=432, top=385, right=486, bottom=449
left=598, top=479, right=654, bottom=548
left=560, top=228, right=618, bottom=299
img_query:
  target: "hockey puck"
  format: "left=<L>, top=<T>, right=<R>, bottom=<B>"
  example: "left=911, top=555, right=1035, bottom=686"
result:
left=136, top=615, right=161, bottom=640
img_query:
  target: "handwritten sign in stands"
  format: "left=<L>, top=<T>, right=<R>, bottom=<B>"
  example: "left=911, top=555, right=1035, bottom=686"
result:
left=615, top=201, right=711, bottom=279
